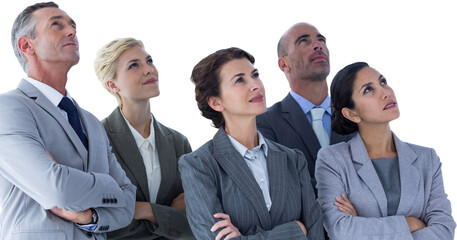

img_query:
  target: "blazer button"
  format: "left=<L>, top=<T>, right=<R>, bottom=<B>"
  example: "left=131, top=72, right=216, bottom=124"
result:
left=114, top=198, right=118, bottom=204
left=102, top=198, right=107, bottom=204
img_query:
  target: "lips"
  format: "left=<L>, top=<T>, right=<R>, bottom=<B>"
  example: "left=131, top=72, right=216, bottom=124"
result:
left=249, top=94, right=264, bottom=103
left=143, top=78, right=158, bottom=85
left=383, top=101, right=397, bottom=110
left=310, top=51, right=328, bottom=63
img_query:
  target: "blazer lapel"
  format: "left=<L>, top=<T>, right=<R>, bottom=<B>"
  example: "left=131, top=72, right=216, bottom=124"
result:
left=154, top=117, right=177, bottom=204
left=18, top=80, right=87, bottom=166
left=281, top=94, right=321, bottom=161
left=265, top=140, right=288, bottom=224
left=350, top=133, right=388, bottom=216
left=106, top=108, right=150, bottom=200
left=393, top=133, right=421, bottom=215
left=212, top=129, right=272, bottom=229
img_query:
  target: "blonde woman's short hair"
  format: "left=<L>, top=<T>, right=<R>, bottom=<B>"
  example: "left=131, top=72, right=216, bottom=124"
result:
left=94, top=37, right=144, bottom=106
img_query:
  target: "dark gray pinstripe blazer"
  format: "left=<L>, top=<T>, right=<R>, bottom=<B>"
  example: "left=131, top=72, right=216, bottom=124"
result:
left=179, top=128, right=324, bottom=239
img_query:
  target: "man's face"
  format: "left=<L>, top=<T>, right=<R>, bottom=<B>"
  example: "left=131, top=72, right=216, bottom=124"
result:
left=29, top=7, right=79, bottom=67
left=282, top=23, right=330, bottom=82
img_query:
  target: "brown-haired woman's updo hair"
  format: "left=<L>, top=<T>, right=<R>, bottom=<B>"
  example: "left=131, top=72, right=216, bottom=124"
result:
left=190, top=47, right=255, bottom=128
left=330, top=62, right=369, bottom=135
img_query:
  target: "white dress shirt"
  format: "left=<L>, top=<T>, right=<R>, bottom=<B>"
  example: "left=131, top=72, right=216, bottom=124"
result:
left=122, top=113, right=161, bottom=203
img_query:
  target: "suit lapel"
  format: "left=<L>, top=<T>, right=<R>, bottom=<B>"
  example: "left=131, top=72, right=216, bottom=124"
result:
left=265, top=140, right=288, bottom=224
left=281, top=94, right=321, bottom=161
left=350, top=133, right=388, bottom=216
left=154, top=117, right=177, bottom=205
left=393, top=134, right=420, bottom=215
left=106, top=108, right=150, bottom=200
left=18, top=80, right=87, bottom=166
left=212, top=129, right=272, bottom=229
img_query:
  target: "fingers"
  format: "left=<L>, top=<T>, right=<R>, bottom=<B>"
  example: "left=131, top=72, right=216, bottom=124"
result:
left=211, top=214, right=230, bottom=232
left=335, top=193, right=357, bottom=216
left=211, top=213, right=241, bottom=239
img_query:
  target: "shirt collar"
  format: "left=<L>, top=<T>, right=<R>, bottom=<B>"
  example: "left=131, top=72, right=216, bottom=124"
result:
left=24, top=76, right=75, bottom=106
left=227, top=131, right=268, bottom=157
left=121, top=112, right=155, bottom=149
left=289, top=90, right=331, bottom=115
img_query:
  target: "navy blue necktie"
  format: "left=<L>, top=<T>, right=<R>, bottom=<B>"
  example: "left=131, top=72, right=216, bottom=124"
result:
left=58, top=97, right=88, bottom=149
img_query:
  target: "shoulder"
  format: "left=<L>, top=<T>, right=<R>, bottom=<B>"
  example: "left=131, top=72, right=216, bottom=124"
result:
left=155, top=120, right=188, bottom=142
left=317, top=141, right=351, bottom=163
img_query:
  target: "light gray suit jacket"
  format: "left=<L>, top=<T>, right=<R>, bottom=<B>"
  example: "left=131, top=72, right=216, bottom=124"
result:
left=179, top=128, right=324, bottom=240
left=102, top=108, right=195, bottom=240
left=0, top=80, right=136, bottom=240
left=315, top=133, right=456, bottom=240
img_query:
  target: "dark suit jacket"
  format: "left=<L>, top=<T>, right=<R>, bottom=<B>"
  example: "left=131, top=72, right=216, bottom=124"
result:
left=103, top=108, right=195, bottom=240
left=256, top=93, right=352, bottom=192
left=179, top=128, right=324, bottom=240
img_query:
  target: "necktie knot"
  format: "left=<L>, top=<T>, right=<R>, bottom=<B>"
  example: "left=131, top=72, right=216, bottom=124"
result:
left=310, top=107, right=325, bottom=121
left=59, top=97, right=77, bottom=113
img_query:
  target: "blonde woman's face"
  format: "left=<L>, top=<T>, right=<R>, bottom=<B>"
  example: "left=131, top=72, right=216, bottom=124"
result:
left=109, top=45, right=159, bottom=103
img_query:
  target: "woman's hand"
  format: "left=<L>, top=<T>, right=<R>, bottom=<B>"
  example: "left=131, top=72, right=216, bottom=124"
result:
left=170, top=193, right=186, bottom=211
left=211, top=213, right=241, bottom=240
left=294, top=220, right=308, bottom=236
left=335, top=193, right=358, bottom=216
left=405, top=216, right=426, bottom=232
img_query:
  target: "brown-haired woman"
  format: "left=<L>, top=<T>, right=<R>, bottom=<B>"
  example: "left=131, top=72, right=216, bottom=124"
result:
left=179, top=47, right=324, bottom=240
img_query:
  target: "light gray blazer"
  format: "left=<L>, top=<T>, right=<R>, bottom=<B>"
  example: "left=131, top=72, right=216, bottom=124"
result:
left=0, top=80, right=136, bottom=240
left=102, top=108, right=195, bottom=239
left=179, top=128, right=324, bottom=240
left=315, top=132, right=455, bottom=240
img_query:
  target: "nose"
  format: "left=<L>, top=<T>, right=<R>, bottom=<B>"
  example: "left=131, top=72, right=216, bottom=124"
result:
left=66, top=25, right=76, bottom=38
left=144, top=64, right=155, bottom=76
left=250, top=78, right=263, bottom=92
left=381, top=87, right=391, bottom=99
left=313, top=40, right=323, bottom=51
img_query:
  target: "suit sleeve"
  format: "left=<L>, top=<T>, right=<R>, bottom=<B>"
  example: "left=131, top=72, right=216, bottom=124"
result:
left=0, top=95, right=135, bottom=232
left=179, top=152, right=309, bottom=240
left=295, top=150, right=325, bottom=240
left=315, top=148, right=413, bottom=240
left=93, top=141, right=136, bottom=233
left=410, top=149, right=455, bottom=240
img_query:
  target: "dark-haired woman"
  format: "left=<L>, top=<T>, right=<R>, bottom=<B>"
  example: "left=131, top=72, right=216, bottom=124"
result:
left=315, top=62, right=455, bottom=239
left=179, top=47, right=324, bottom=239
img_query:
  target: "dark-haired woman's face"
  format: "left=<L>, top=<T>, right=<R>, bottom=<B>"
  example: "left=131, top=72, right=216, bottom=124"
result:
left=349, top=67, right=399, bottom=125
left=208, top=58, right=266, bottom=122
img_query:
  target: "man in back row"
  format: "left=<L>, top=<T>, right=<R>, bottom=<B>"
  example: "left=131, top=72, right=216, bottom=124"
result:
left=257, top=22, right=351, bottom=194
left=0, top=2, right=135, bottom=239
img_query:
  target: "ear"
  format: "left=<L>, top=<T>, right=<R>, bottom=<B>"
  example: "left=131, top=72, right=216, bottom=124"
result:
left=18, top=36, right=34, bottom=56
left=106, top=80, right=120, bottom=93
left=207, top=96, right=224, bottom=112
left=278, top=57, right=290, bottom=73
left=341, top=107, right=361, bottom=124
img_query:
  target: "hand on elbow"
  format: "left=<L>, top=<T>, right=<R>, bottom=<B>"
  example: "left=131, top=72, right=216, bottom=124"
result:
left=211, top=213, right=241, bottom=240
left=405, top=216, right=426, bottom=232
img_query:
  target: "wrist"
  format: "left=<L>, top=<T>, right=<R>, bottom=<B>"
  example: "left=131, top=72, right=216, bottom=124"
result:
left=88, top=208, right=98, bottom=225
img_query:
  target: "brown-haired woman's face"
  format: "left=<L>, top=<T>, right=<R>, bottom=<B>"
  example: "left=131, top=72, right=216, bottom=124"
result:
left=107, top=45, right=160, bottom=103
left=208, top=58, right=266, bottom=121
left=348, top=67, right=400, bottom=125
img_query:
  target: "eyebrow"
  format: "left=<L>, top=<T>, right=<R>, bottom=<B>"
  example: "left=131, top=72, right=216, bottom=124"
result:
left=230, top=69, right=258, bottom=82
left=294, top=34, right=310, bottom=45
left=359, top=74, right=385, bottom=92
left=48, top=15, right=76, bottom=27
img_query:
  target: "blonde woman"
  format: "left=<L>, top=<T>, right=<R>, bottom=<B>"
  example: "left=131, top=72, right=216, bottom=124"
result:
left=94, top=38, right=194, bottom=240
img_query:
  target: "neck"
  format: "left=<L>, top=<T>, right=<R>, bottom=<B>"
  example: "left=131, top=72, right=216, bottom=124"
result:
left=289, top=79, right=328, bottom=105
left=224, top=116, right=258, bottom=150
left=358, top=123, right=396, bottom=159
left=121, top=99, right=151, bottom=138
left=27, top=62, right=73, bottom=96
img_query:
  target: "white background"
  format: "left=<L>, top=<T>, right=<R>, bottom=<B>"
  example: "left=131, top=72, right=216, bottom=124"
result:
left=1, top=0, right=456, bottom=221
